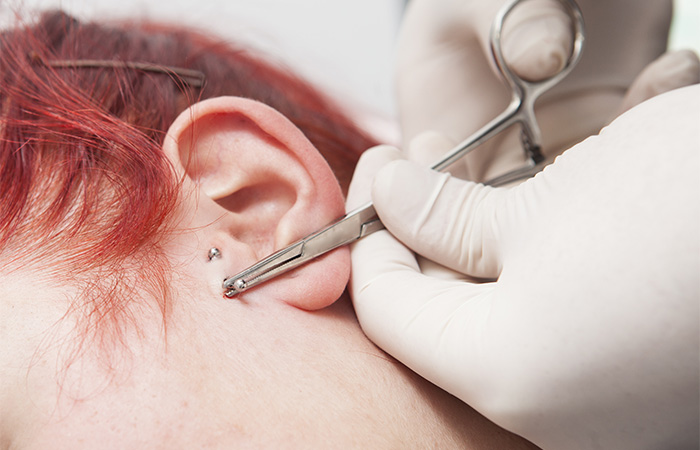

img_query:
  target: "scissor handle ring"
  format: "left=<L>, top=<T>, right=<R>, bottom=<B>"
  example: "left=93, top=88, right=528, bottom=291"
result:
left=490, top=0, right=585, bottom=97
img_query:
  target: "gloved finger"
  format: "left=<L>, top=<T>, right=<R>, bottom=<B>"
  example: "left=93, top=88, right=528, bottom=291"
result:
left=396, top=0, right=574, bottom=140
left=403, top=130, right=472, bottom=180
left=497, top=0, right=574, bottom=81
left=396, top=0, right=509, bottom=152
left=403, top=130, right=454, bottom=166
left=346, top=145, right=402, bottom=211
left=349, top=209, right=501, bottom=406
left=465, top=0, right=575, bottom=180
left=346, top=145, right=461, bottom=289
left=402, top=131, right=476, bottom=278
left=372, top=160, right=506, bottom=279
left=616, top=50, right=700, bottom=115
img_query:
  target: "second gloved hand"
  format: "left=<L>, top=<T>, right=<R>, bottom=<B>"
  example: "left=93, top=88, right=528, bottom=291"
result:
left=397, top=0, right=700, bottom=182
left=348, top=86, right=699, bottom=450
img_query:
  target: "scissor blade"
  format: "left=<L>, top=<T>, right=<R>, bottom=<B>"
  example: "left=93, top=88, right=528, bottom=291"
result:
left=223, top=202, right=382, bottom=297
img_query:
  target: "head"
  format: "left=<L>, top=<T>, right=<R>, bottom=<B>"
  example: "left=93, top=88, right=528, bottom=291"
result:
left=0, top=11, right=376, bottom=353
left=0, top=12, right=543, bottom=448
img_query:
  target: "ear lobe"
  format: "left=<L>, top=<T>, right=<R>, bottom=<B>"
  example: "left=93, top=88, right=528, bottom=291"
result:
left=163, top=96, right=350, bottom=310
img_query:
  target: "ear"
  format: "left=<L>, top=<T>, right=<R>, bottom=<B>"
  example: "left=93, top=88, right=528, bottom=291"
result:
left=163, top=96, right=350, bottom=310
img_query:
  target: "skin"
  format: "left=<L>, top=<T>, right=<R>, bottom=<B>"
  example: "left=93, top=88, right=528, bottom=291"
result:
left=0, top=98, right=538, bottom=449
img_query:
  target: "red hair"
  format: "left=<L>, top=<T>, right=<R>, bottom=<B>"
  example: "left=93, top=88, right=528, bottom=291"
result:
left=0, top=11, right=376, bottom=349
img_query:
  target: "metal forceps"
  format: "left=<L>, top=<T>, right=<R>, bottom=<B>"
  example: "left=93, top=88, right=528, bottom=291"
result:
left=223, top=0, right=585, bottom=298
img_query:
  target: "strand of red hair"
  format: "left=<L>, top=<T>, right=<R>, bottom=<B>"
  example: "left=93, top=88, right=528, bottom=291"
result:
left=0, top=11, right=377, bottom=364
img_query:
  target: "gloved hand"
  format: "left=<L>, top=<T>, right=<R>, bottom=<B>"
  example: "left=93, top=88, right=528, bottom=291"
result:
left=397, top=0, right=699, bottom=182
left=347, top=0, right=700, bottom=448
left=393, top=0, right=699, bottom=287
left=347, top=85, right=700, bottom=449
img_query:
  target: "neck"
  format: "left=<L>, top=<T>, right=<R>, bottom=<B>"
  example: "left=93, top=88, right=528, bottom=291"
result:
left=1, top=269, right=536, bottom=449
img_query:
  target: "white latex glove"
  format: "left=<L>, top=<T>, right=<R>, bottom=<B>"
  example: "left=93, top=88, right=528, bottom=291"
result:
left=347, top=85, right=700, bottom=449
left=395, top=0, right=700, bottom=286
left=397, top=0, right=699, bottom=182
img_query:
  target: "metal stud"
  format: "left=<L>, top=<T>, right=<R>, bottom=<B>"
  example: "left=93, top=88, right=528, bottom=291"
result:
left=207, top=247, right=221, bottom=261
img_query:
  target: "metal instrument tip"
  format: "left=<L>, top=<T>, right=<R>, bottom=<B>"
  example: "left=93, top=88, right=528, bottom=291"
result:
left=223, top=278, right=246, bottom=298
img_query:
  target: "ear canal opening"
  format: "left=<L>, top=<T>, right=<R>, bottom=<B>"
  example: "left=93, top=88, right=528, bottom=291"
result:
left=215, top=181, right=297, bottom=216
left=215, top=181, right=297, bottom=250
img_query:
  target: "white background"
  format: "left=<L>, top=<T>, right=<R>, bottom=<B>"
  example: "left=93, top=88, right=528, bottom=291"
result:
left=1, top=0, right=698, bottom=120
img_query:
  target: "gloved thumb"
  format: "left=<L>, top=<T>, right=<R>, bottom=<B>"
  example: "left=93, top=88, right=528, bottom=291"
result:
left=497, top=0, right=575, bottom=81
left=372, top=161, right=507, bottom=279
left=616, top=50, right=700, bottom=115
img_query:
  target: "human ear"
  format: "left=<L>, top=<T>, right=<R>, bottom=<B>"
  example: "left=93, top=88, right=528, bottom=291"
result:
left=162, top=96, right=349, bottom=310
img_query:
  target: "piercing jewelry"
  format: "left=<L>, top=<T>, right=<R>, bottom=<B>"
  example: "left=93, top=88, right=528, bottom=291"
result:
left=207, top=248, right=221, bottom=261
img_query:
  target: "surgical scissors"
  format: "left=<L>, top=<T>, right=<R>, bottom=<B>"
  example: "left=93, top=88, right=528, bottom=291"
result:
left=223, top=0, right=585, bottom=298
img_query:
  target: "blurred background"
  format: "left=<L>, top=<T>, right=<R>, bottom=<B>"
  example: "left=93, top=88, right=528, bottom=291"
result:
left=2, top=0, right=698, bottom=122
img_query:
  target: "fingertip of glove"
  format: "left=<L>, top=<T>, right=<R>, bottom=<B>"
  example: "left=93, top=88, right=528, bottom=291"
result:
left=502, top=1, right=573, bottom=81
left=406, top=131, right=457, bottom=162
left=372, top=159, right=446, bottom=218
left=347, top=145, right=402, bottom=211
left=359, top=145, right=402, bottom=164
left=372, top=159, right=417, bottom=198
left=618, top=50, right=700, bottom=114
left=649, top=50, right=700, bottom=91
